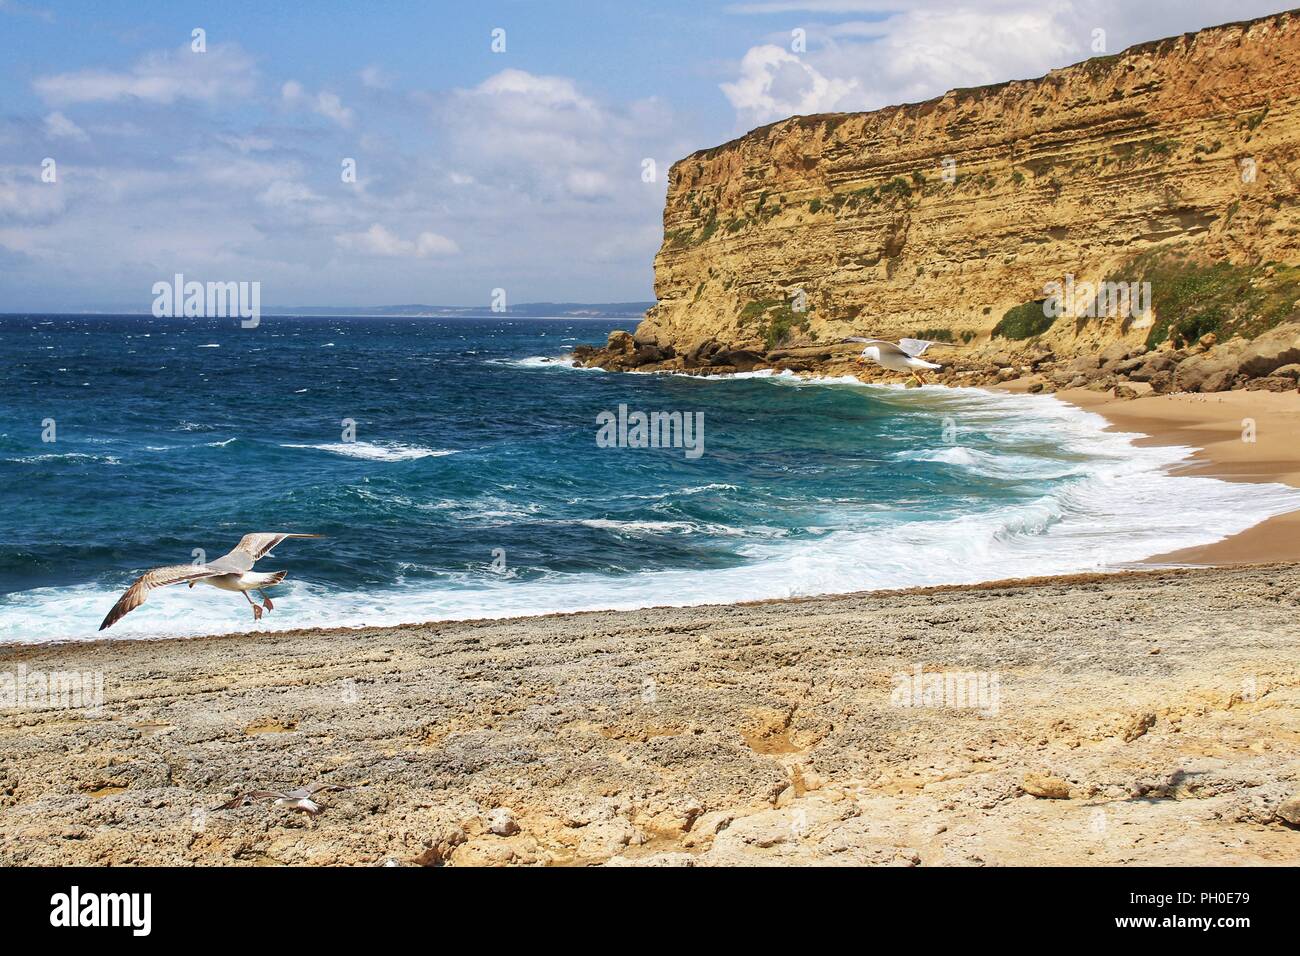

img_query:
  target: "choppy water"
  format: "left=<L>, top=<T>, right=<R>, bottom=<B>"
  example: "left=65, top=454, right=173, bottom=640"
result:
left=2, top=313, right=1297, bottom=643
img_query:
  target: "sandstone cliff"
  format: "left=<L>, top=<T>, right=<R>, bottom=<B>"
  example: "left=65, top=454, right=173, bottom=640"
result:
left=580, top=11, right=1300, bottom=392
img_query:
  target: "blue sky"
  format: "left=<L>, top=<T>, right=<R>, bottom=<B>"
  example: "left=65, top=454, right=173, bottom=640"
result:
left=0, top=0, right=1287, bottom=310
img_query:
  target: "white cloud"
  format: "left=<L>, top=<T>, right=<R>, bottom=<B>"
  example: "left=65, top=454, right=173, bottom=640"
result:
left=835, top=6, right=1080, bottom=106
left=721, top=44, right=859, bottom=125
left=359, top=65, right=392, bottom=89
left=0, top=165, right=66, bottom=224
left=0, top=0, right=56, bottom=23
left=216, top=133, right=274, bottom=153
left=334, top=224, right=459, bottom=258
left=719, top=1, right=1294, bottom=128
left=258, top=180, right=323, bottom=208
left=43, top=111, right=87, bottom=141
left=281, top=80, right=355, bottom=127
left=565, top=169, right=615, bottom=198
left=34, top=43, right=256, bottom=106
left=440, top=68, right=669, bottom=203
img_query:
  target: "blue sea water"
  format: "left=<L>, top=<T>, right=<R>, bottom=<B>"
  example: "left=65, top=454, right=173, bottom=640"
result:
left=2, top=313, right=1299, bottom=643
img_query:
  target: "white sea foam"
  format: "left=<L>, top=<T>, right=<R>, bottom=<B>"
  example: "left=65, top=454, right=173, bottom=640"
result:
left=7, top=452, right=121, bottom=465
left=896, top=445, right=1088, bottom=481
left=280, top=441, right=458, bottom=461
left=575, top=518, right=768, bottom=536
left=500, top=355, right=603, bottom=371
left=4, top=388, right=1300, bottom=644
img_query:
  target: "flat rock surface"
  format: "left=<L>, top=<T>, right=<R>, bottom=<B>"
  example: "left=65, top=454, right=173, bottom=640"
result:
left=1, top=564, right=1298, bottom=866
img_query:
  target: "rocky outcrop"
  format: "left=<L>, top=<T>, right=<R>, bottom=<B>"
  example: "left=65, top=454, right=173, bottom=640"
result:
left=580, top=12, right=1300, bottom=396
left=1172, top=323, right=1300, bottom=391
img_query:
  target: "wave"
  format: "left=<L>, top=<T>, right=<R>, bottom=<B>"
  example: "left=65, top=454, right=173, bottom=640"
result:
left=568, top=482, right=739, bottom=504
left=6, top=452, right=122, bottom=465
left=575, top=518, right=771, bottom=537
left=496, top=355, right=604, bottom=371
left=4, top=386, right=1300, bottom=644
left=896, top=445, right=1088, bottom=481
left=279, top=441, right=458, bottom=461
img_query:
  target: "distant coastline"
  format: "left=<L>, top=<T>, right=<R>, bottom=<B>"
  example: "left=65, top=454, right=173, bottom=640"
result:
left=1, top=303, right=656, bottom=320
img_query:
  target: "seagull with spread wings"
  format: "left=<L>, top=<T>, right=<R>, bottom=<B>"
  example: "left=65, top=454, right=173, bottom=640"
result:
left=99, top=532, right=322, bottom=631
left=843, top=337, right=963, bottom=385
left=214, top=782, right=346, bottom=817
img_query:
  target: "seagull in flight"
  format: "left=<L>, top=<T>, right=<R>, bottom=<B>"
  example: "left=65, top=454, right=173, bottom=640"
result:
left=843, top=337, right=962, bottom=385
left=214, top=782, right=346, bottom=817
left=99, top=532, right=322, bottom=631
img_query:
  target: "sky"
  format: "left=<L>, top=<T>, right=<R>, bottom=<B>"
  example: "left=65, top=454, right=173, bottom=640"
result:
left=0, top=0, right=1290, bottom=311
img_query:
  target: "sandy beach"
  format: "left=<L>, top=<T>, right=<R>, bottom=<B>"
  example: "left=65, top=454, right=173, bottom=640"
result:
left=2, top=387, right=1299, bottom=867
left=1057, top=388, right=1300, bottom=566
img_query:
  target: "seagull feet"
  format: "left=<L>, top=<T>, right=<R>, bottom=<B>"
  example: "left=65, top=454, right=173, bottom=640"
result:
left=251, top=604, right=263, bottom=621
left=262, top=595, right=274, bottom=612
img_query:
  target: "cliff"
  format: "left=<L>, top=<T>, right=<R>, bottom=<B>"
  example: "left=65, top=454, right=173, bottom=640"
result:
left=579, top=11, right=1300, bottom=391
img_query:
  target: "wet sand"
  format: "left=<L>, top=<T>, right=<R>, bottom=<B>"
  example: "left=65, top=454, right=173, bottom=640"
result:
left=1057, top=388, right=1300, bottom=565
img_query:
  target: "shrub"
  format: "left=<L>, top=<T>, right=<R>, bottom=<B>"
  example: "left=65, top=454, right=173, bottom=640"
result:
left=1128, top=254, right=1300, bottom=348
left=739, top=299, right=811, bottom=350
left=993, top=301, right=1055, bottom=340
left=879, top=177, right=912, bottom=199
left=698, top=212, right=719, bottom=243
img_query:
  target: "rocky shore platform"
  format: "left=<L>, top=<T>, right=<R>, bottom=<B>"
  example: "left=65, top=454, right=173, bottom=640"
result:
left=2, top=564, right=1298, bottom=866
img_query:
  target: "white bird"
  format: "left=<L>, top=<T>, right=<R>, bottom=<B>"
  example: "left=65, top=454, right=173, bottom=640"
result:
left=843, top=337, right=953, bottom=385
left=99, top=532, right=322, bottom=631
left=214, top=782, right=346, bottom=817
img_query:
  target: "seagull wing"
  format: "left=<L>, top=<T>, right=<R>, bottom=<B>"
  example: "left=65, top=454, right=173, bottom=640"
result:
left=214, top=790, right=285, bottom=810
left=99, top=564, right=224, bottom=631
left=300, top=783, right=347, bottom=797
left=279, top=783, right=345, bottom=800
left=897, top=338, right=934, bottom=357
left=843, top=336, right=909, bottom=357
left=210, top=532, right=323, bottom=572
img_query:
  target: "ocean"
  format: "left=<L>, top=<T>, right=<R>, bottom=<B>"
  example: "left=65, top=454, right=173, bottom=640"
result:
left=2, top=313, right=1298, bottom=643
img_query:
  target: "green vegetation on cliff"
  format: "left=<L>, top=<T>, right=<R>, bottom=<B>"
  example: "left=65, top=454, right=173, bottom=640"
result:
left=739, top=299, right=811, bottom=350
left=993, top=301, right=1055, bottom=339
left=1111, top=252, right=1300, bottom=348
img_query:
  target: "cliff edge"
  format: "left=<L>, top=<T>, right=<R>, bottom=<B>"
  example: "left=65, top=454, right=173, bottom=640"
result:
left=578, top=11, right=1300, bottom=395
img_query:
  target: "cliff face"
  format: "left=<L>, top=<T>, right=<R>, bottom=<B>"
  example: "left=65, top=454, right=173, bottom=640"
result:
left=631, top=11, right=1300, bottom=362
